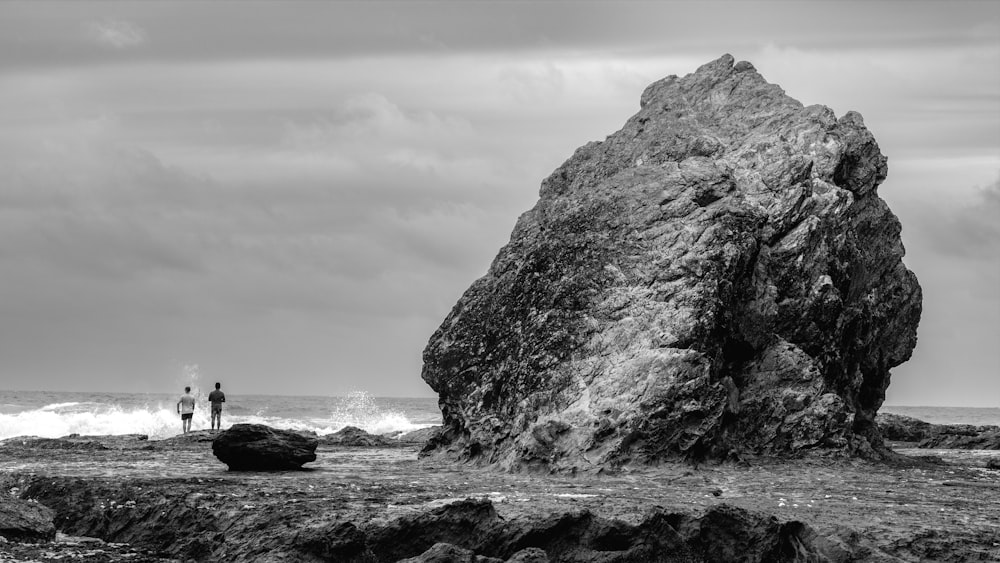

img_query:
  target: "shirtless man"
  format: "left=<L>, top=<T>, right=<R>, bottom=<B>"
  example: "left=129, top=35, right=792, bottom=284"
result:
left=208, top=382, right=226, bottom=431
left=177, top=386, right=196, bottom=433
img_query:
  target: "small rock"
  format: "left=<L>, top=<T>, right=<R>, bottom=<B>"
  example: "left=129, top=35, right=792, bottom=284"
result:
left=212, top=424, right=318, bottom=471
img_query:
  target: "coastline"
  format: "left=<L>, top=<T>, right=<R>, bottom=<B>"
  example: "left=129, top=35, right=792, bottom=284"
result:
left=1, top=428, right=999, bottom=562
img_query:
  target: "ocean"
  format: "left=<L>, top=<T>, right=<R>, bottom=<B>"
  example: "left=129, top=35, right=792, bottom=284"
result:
left=1, top=389, right=997, bottom=442
left=0, top=389, right=441, bottom=441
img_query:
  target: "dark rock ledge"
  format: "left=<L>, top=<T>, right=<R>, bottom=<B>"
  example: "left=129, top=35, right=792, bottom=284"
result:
left=1, top=431, right=998, bottom=562
left=2, top=476, right=881, bottom=562
left=877, top=413, right=1000, bottom=449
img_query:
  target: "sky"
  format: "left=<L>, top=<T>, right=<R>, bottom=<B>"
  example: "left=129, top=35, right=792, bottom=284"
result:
left=0, top=1, right=997, bottom=405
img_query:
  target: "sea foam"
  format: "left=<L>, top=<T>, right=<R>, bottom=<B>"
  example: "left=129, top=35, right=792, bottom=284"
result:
left=0, top=402, right=179, bottom=440
left=0, top=391, right=435, bottom=440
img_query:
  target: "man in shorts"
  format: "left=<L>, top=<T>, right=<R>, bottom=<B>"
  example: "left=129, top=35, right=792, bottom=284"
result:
left=177, top=386, right=196, bottom=433
left=208, top=382, right=226, bottom=431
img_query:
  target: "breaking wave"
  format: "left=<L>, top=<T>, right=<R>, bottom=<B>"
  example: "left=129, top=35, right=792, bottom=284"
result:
left=0, top=391, right=436, bottom=440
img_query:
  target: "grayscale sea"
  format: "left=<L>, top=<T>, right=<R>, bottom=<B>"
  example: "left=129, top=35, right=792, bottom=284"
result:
left=1, top=389, right=998, bottom=441
left=0, top=389, right=441, bottom=440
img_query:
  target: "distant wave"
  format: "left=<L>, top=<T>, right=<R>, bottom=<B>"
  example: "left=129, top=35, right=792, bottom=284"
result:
left=0, top=403, right=178, bottom=440
left=38, top=401, right=85, bottom=411
left=0, top=393, right=435, bottom=441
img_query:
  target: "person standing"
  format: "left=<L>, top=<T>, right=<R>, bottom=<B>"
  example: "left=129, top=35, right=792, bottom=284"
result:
left=208, top=382, right=226, bottom=431
left=177, top=386, right=196, bottom=433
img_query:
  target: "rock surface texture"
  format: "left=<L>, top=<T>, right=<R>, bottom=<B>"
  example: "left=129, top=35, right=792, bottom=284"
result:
left=0, top=498, right=55, bottom=543
left=422, top=55, right=922, bottom=471
left=319, top=426, right=393, bottom=447
left=212, top=424, right=317, bottom=471
left=875, top=413, right=1000, bottom=450
left=2, top=433, right=998, bottom=562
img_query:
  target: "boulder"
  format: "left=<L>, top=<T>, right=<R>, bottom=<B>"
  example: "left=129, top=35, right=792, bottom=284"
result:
left=421, top=54, right=921, bottom=470
left=0, top=497, right=55, bottom=542
left=212, top=424, right=317, bottom=471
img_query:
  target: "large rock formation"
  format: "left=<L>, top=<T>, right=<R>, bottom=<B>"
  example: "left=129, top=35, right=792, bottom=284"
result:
left=421, top=55, right=921, bottom=470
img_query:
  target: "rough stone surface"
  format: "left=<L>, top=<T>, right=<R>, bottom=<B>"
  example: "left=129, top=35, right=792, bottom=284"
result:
left=2, top=435, right=997, bottom=562
left=398, top=542, right=504, bottom=563
left=422, top=54, right=921, bottom=470
left=876, top=413, right=935, bottom=442
left=363, top=499, right=831, bottom=563
left=877, top=414, right=1000, bottom=449
left=320, top=426, right=393, bottom=447
left=918, top=427, right=1000, bottom=450
left=396, top=426, right=442, bottom=445
left=212, top=424, right=317, bottom=471
left=0, top=498, right=56, bottom=543
left=156, top=430, right=217, bottom=444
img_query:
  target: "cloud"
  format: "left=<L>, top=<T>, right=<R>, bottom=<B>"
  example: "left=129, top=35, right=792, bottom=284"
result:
left=0, top=90, right=513, bottom=334
left=933, top=177, right=1000, bottom=258
left=893, top=175, right=1000, bottom=263
left=884, top=174, right=1000, bottom=406
left=3, top=13, right=998, bottom=398
left=84, top=18, right=147, bottom=49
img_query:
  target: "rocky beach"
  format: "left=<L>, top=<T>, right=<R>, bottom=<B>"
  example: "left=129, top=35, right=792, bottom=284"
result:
left=2, top=54, right=990, bottom=562
left=1, top=425, right=999, bottom=562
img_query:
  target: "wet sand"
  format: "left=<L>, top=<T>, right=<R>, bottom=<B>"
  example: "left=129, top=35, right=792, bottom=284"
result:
left=1, top=435, right=998, bottom=561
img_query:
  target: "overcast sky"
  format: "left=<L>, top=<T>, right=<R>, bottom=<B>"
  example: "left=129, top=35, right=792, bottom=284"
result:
left=0, top=1, right=997, bottom=405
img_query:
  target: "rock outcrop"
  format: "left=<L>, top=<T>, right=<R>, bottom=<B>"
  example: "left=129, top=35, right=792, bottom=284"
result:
left=395, top=426, right=442, bottom=445
left=294, top=499, right=838, bottom=563
left=876, top=413, right=1000, bottom=449
left=7, top=474, right=871, bottom=563
left=422, top=54, right=921, bottom=470
left=918, top=429, right=1000, bottom=450
left=876, top=413, right=935, bottom=442
left=212, top=424, right=318, bottom=471
left=319, top=426, right=393, bottom=447
left=158, top=430, right=217, bottom=444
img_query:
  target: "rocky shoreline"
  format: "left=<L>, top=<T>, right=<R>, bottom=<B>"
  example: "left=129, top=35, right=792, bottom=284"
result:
left=1, top=421, right=999, bottom=562
left=877, top=413, right=1000, bottom=450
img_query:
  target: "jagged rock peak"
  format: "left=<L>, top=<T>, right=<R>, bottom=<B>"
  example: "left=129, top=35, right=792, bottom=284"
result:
left=421, top=55, right=922, bottom=471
